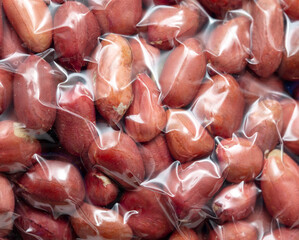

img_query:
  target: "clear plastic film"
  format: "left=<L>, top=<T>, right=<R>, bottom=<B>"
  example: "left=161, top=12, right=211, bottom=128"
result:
left=0, top=0, right=298, bottom=239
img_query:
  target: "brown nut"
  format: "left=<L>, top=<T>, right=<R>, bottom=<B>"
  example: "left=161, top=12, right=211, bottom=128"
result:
left=0, top=69, right=12, bottom=115
left=147, top=5, right=201, bottom=50
left=165, top=109, right=214, bottom=163
left=85, top=170, right=119, bottom=207
left=243, top=99, right=283, bottom=153
left=216, top=137, right=264, bottom=183
left=0, top=175, right=14, bottom=238
left=54, top=1, right=100, bottom=72
left=0, top=0, right=2, bottom=49
left=50, top=0, right=66, bottom=3
left=238, top=71, right=284, bottom=106
left=71, top=203, right=132, bottom=239
left=246, top=205, right=275, bottom=237
left=129, top=37, right=160, bottom=76
left=154, top=0, right=182, bottom=5
left=281, top=0, right=299, bottom=20
left=3, top=0, right=52, bottom=52
left=197, top=0, right=242, bottom=18
left=88, top=130, right=145, bottom=189
left=209, top=221, right=258, bottom=240
left=0, top=120, right=41, bottom=173
left=279, top=20, right=299, bottom=81
left=166, top=160, right=223, bottom=222
left=55, top=82, right=97, bottom=157
left=1, top=19, right=26, bottom=70
left=143, top=0, right=152, bottom=7
left=206, top=16, right=250, bottom=74
left=89, top=0, right=142, bottom=35
left=14, top=55, right=56, bottom=132
left=159, top=38, right=206, bottom=108
left=88, top=34, right=133, bottom=125
left=262, top=228, right=299, bottom=240
left=125, top=73, right=166, bottom=142
left=139, top=134, right=173, bottom=178
left=261, top=149, right=299, bottom=228
left=281, top=99, right=299, bottom=155
left=15, top=202, right=73, bottom=240
left=169, top=227, right=202, bottom=240
left=212, top=182, right=258, bottom=223
left=249, top=0, right=284, bottom=78
left=120, top=187, right=174, bottom=240
left=18, top=160, right=85, bottom=215
left=192, top=74, right=245, bottom=138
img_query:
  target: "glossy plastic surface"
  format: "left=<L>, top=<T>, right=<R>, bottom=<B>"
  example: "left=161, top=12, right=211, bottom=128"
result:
left=0, top=0, right=298, bottom=239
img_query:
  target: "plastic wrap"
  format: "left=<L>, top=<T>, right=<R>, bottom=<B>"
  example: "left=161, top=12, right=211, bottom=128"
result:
left=0, top=0, right=298, bottom=239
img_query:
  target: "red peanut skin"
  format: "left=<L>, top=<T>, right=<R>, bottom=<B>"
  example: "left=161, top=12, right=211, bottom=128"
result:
left=40, top=148, right=86, bottom=174
left=88, top=34, right=133, bottom=125
left=166, top=160, right=223, bottom=222
left=139, top=134, right=173, bottom=178
left=54, top=1, right=100, bottom=72
left=0, top=1, right=2, bottom=49
left=192, top=74, right=245, bottom=138
left=143, top=0, right=152, bottom=7
left=125, top=73, right=166, bottom=142
left=18, top=160, right=85, bottom=215
left=147, top=5, right=200, bottom=50
left=216, top=137, right=264, bottom=183
left=209, top=221, right=258, bottom=240
left=261, top=149, right=299, bottom=228
left=129, top=37, right=160, bottom=76
left=89, top=0, right=142, bottom=35
left=169, top=228, right=202, bottom=240
left=71, top=203, right=133, bottom=240
left=3, top=0, right=52, bottom=53
left=0, top=69, right=12, bottom=115
left=80, top=5, right=101, bottom=60
left=14, top=55, right=56, bottom=132
left=281, top=99, right=299, bottom=155
left=55, top=82, right=97, bottom=157
left=197, top=0, right=242, bottom=18
left=212, top=183, right=257, bottom=223
left=281, top=0, right=299, bottom=20
left=50, top=0, right=66, bottom=3
left=249, top=0, right=284, bottom=78
left=0, top=220, right=12, bottom=239
left=238, top=71, right=284, bottom=106
left=243, top=99, right=283, bottom=153
left=15, top=203, right=73, bottom=240
left=165, top=109, right=214, bottom=163
left=0, top=176, right=14, bottom=215
left=120, top=188, right=174, bottom=240
left=0, top=175, right=14, bottom=238
left=206, top=16, right=250, bottom=74
left=0, top=120, right=41, bottom=173
left=1, top=18, right=26, bottom=70
left=160, top=38, right=206, bottom=108
left=88, top=131, right=145, bottom=189
left=262, top=228, right=299, bottom=240
left=246, top=205, right=274, bottom=237
left=154, top=0, right=182, bottom=5
left=279, top=20, right=299, bottom=81
left=85, top=170, right=118, bottom=207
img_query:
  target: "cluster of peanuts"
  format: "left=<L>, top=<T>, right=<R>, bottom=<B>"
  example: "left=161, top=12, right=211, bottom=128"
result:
left=0, top=0, right=298, bottom=239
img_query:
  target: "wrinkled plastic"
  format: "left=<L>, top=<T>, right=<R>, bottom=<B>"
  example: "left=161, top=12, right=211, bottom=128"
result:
left=0, top=0, right=298, bottom=239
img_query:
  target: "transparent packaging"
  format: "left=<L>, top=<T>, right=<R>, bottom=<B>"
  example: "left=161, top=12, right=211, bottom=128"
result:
left=0, top=0, right=298, bottom=239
